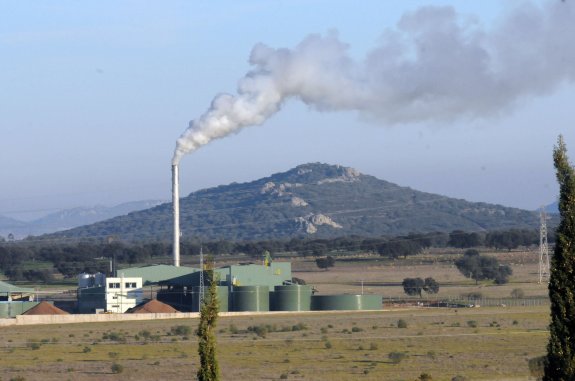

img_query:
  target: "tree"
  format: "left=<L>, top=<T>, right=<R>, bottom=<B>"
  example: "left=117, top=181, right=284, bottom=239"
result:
left=544, top=136, right=575, bottom=381
left=377, top=237, right=422, bottom=259
left=455, top=250, right=512, bottom=285
left=424, top=277, right=440, bottom=294
left=197, top=266, right=220, bottom=381
left=448, top=230, right=483, bottom=248
left=315, top=256, right=335, bottom=270
left=402, top=278, right=425, bottom=297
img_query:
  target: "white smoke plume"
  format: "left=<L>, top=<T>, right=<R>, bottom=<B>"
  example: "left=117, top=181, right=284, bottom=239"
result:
left=173, top=0, right=575, bottom=165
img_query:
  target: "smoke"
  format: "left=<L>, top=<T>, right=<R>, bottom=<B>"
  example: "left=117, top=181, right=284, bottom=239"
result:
left=173, top=0, right=575, bottom=165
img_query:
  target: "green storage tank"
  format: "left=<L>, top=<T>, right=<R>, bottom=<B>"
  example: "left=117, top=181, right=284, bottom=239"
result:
left=191, top=286, right=229, bottom=312
left=232, top=286, right=269, bottom=312
left=271, top=285, right=312, bottom=311
left=311, top=294, right=381, bottom=311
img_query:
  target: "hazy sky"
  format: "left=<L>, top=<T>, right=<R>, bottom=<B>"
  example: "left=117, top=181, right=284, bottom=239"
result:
left=1, top=0, right=574, bottom=221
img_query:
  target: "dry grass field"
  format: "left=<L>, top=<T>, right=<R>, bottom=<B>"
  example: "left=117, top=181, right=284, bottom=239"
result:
left=0, top=250, right=551, bottom=381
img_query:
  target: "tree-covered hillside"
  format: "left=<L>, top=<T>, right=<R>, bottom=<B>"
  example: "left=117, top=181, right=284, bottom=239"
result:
left=43, top=163, right=541, bottom=242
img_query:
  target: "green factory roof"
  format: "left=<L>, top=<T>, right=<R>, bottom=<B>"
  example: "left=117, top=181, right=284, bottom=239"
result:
left=117, top=264, right=199, bottom=285
left=0, top=280, right=34, bottom=294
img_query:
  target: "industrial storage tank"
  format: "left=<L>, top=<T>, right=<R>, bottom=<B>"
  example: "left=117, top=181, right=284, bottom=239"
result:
left=232, top=285, right=269, bottom=312
left=271, top=285, right=312, bottom=311
left=78, top=273, right=91, bottom=288
left=94, top=272, right=106, bottom=287
left=311, top=294, right=381, bottom=311
left=191, top=286, right=229, bottom=312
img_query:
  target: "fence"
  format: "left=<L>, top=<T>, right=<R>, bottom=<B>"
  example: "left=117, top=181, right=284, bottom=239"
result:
left=382, top=296, right=550, bottom=308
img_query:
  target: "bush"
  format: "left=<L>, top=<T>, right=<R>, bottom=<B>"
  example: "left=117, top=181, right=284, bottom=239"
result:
left=511, top=288, right=525, bottom=298
left=280, top=373, right=288, bottom=380
left=111, top=363, right=124, bottom=374
left=325, top=341, right=332, bottom=349
left=528, top=356, right=545, bottom=380
left=467, top=320, right=478, bottom=328
left=418, top=373, right=433, bottom=381
left=451, top=376, right=467, bottom=381
left=351, top=326, right=363, bottom=333
left=388, top=351, right=408, bottom=364
left=82, top=346, right=91, bottom=353
left=369, top=343, right=378, bottom=350
left=171, top=325, right=192, bottom=336
left=397, top=319, right=408, bottom=329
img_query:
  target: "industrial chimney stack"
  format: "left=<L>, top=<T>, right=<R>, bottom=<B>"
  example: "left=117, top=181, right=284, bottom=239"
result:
left=172, top=164, right=180, bottom=267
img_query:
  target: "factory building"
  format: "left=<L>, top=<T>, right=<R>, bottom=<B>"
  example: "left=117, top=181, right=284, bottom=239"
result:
left=157, top=261, right=381, bottom=312
left=0, top=281, right=38, bottom=318
left=77, top=273, right=143, bottom=313
left=76, top=261, right=381, bottom=314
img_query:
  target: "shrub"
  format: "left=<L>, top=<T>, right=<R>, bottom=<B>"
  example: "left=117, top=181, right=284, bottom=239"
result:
left=82, top=346, right=91, bottom=353
left=462, top=292, right=483, bottom=300
left=111, top=363, right=124, bottom=374
left=171, top=325, right=192, bottom=336
left=229, top=324, right=239, bottom=334
left=351, top=326, right=363, bottom=333
left=418, top=373, right=433, bottom=381
left=511, top=288, right=525, bottom=298
left=467, top=320, right=478, bottom=328
left=325, top=341, right=332, bottom=349
left=279, top=373, right=288, bottom=380
left=369, top=343, right=378, bottom=351
left=451, top=376, right=467, bottom=381
left=397, top=319, right=408, bottom=328
left=528, top=356, right=545, bottom=380
left=388, top=351, right=407, bottom=364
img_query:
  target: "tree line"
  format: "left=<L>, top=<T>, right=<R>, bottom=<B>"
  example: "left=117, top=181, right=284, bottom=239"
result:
left=0, top=228, right=545, bottom=282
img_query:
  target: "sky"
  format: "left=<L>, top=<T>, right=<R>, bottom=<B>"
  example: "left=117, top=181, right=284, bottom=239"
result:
left=1, top=0, right=574, bottom=221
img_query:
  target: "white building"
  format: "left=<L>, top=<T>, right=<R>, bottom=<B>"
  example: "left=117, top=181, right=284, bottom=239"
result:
left=105, top=276, right=143, bottom=313
left=77, top=274, right=143, bottom=313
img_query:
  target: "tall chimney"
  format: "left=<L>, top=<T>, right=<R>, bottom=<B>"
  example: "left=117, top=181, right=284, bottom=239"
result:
left=172, top=164, right=180, bottom=267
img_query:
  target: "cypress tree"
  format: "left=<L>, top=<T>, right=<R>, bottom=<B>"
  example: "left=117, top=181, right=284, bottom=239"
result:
left=197, top=267, right=220, bottom=381
left=544, top=136, right=575, bottom=380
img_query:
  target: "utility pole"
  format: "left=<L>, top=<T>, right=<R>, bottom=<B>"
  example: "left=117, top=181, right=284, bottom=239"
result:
left=539, top=207, right=550, bottom=284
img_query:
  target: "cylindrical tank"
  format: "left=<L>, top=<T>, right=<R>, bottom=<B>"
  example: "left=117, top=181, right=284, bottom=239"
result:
left=311, top=294, right=381, bottom=311
left=232, top=286, right=269, bottom=312
left=78, top=273, right=91, bottom=288
left=191, top=286, right=229, bottom=312
left=271, top=285, right=312, bottom=311
left=94, top=273, right=106, bottom=287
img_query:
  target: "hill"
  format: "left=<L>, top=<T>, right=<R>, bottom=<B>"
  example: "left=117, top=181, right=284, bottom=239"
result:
left=42, top=163, right=541, bottom=242
left=1, top=200, right=164, bottom=239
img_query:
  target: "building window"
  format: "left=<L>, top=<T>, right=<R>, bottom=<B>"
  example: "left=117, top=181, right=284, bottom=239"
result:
left=125, top=282, right=137, bottom=288
left=108, top=282, right=120, bottom=289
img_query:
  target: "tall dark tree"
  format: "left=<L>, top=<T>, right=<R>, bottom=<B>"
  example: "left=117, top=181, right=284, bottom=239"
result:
left=544, top=136, right=575, bottom=380
left=197, top=266, right=220, bottom=381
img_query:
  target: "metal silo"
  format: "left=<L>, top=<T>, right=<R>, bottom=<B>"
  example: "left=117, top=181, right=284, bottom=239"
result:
left=192, top=286, right=229, bottom=312
left=271, top=285, right=312, bottom=311
left=232, top=285, right=269, bottom=312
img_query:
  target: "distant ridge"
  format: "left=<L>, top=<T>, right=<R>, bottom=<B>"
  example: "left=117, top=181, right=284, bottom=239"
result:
left=43, top=163, right=541, bottom=242
left=0, top=200, right=165, bottom=239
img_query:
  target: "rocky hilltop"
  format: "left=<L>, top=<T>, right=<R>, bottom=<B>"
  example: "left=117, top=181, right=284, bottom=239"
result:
left=45, top=163, right=539, bottom=241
